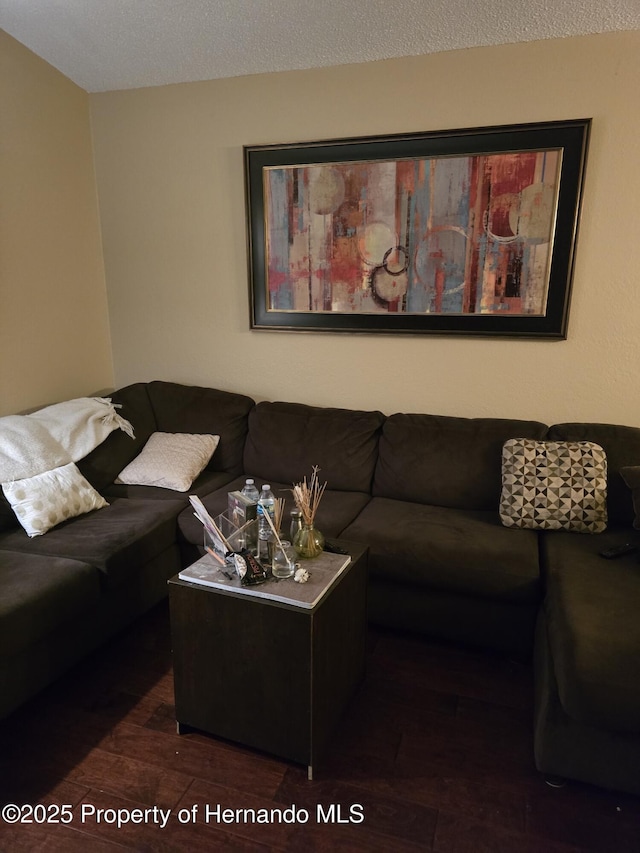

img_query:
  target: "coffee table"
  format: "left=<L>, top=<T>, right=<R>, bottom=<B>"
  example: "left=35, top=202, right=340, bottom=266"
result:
left=168, top=542, right=368, bottom=779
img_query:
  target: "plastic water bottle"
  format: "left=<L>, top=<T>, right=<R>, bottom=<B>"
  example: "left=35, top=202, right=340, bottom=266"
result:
left=241, top=478, right=260, bottom=503
left=240, top=478, right=260, bottom=554
left=257, top=484, right=275, bottom=561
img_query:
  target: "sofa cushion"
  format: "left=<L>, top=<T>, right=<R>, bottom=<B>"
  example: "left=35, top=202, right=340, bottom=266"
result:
left=76, top=383, right=157, bottom=492
left=0, top=551, right=99, bottom=656
left=116, top=432, right=219, bottom=492
left=243, top=402, right=384, bottom=493
left=177, top=476, right=371, bottom=544
left=0, top=499, right=184, bottom=590
left=620, top=466, right=640, bottom=529
left=541, top=529, right=640, bottom=734
left=104, top=469, right=235, bottom=502
left=548, top=422, right=640, bottom=527
left=146, top=381, right=254, bottom=476
left=342, top=497, right=541, bottom=604
left=374, top=413, right=548, bottom=510
left=499, top=438, right=608, bottom=534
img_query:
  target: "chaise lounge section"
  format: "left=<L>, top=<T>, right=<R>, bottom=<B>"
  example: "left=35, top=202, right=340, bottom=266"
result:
left=533, top=422, right=640, bottom=796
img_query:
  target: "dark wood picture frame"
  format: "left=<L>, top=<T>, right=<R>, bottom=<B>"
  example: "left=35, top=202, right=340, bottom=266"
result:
left=245, top=119, right=590, bottom=338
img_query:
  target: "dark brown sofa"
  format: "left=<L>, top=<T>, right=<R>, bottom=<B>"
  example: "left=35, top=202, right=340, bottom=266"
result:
left=0, top=381, right=254, bottom=722
left=532, top=423, right=640, bottom=797
left=1, top=380, right=639, bottom=797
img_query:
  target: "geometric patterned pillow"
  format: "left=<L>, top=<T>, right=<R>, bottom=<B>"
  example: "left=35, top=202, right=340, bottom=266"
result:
left=499, top=438, right=607, bottom=533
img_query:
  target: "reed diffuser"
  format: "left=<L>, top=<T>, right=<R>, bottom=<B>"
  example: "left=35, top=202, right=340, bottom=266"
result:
left=291, top=466, right=327, bottom=558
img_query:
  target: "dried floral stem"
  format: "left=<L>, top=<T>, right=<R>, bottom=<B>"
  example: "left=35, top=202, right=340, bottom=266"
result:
left=233, top=517, right=257, bottom=537
left=273, top=497, right=286, bottom=535
left=291, top=466, right=327, bottom=526
left=207, top=518, right=231, bottom=549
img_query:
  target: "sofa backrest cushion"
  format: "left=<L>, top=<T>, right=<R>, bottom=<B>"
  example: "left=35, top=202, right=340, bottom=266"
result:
left=374, top=413, right=548, bottom=510
left=146, top=381, right=254, bottom=476
left=548, top=422, right=640, bottom=526
left=76, top=383, right=157, bottom=492
left=243, top=401, right=385, bottom=492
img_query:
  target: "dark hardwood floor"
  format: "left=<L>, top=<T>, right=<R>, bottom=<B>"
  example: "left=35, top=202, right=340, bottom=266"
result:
left=1, top=601, right=639, bottom=852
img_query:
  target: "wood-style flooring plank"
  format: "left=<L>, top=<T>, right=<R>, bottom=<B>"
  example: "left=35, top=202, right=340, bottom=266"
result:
left=274, top=767, right=438, bottom=847
left=434, top=810, right=588, bottom=853
left=92, top=720, right=287, bottom=800
left=0, top=822, right=131, bottom=852
left=1, top=601, right=639, bottom=853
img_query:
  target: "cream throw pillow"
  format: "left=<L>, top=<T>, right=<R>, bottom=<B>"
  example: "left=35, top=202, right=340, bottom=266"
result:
left=116, top=432, right=219, bottom=492
left=2, top=463, right=108, bottom=537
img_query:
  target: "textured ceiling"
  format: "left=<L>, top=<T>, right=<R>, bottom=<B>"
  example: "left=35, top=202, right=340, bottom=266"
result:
left=2, top=0, right=640, bottom=93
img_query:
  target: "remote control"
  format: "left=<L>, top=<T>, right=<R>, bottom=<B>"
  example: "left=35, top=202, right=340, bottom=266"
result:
left=599, top=543, right=637, bottom=559
left=323, top=540, right=349, bottom=555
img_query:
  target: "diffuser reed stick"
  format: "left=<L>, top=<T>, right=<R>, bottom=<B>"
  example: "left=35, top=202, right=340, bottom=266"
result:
left=291, top=466, right=327, bottom=526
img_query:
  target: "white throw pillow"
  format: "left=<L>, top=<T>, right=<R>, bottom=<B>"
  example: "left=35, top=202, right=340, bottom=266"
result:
left=116, top=432, right=220, bottom=492
left=2, top=463, right=109, bottom=537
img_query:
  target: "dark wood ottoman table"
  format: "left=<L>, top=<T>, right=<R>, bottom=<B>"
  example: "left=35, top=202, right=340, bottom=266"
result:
left=168, top=543, right=368, bottom=779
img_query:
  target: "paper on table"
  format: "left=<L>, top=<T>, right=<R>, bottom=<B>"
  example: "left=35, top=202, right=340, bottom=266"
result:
left=178, top=550, right=351, bottom=609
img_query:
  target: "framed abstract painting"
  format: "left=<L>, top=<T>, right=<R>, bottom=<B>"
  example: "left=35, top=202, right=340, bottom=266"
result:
left=244, top=119, right=590, bottom=338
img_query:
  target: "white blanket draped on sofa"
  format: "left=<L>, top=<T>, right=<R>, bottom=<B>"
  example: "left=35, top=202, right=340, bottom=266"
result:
left=0, top=397, right=134, bottom=482
left=0, top=397, right=135, bottom=537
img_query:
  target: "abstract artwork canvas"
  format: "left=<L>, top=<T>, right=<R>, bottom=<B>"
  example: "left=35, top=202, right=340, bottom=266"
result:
left=245, top=120, right=590, bottom=337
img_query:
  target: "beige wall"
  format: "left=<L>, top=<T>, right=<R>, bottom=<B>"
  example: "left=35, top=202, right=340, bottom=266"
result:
left=0, top=32, right=113, bottom=416
left=91, top=31, right=640, bottom=425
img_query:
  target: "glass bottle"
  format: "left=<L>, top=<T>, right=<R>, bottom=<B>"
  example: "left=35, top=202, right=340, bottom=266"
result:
left=289, top=509, right=303, bottom=546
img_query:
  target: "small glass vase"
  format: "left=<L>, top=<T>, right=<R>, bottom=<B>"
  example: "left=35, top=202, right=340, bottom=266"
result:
left=293, top=523, right=325, bottom=559
left=271, top=540, right=296, bottom=579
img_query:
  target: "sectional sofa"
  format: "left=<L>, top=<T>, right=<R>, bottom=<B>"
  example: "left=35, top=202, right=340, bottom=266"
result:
left=1, top=380, right=639, bottom=797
